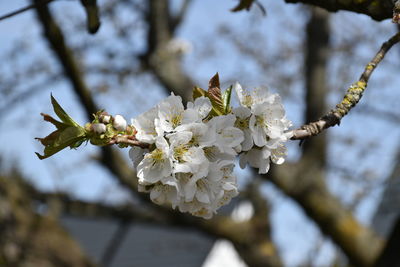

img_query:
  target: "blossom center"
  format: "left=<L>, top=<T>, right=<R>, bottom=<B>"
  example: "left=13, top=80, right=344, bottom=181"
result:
left=235, top=117, right=249, bottom=130
left=150, top=148, right=165, bottom=163
left=174, top=145, right=189, bottom=162
left=255, top=115, right=266, bottom=127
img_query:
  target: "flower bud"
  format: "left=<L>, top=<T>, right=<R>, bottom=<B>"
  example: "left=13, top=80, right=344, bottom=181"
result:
left=91, top=123, right=106, bottom=134
left=113, top=115, right=127, bottom=131
left=101, top=114, right=111, bottom=124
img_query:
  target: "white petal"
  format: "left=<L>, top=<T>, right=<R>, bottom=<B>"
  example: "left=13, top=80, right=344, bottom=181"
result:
left=233, top=106, right=251, bottom=119
left=193, top=96, right=212, bottom=118
left=129, top=146, right=146, bottom=169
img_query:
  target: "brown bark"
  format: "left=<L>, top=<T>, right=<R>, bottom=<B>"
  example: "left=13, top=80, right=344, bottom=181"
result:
left=0, top=175, right=95, bottom=267
left=285, top=0, right=394, bottom=21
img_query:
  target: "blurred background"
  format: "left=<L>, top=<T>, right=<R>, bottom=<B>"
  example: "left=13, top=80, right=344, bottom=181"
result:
left=0, top=0, right=400, bottom=266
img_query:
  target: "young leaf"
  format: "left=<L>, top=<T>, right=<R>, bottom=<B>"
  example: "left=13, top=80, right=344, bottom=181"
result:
left=36, top=95, right=87, bottom=159
left=208, top=73, right=224, bottom=116
left=51, top=94, right=79, bottom=127
left=193, top=86, right=207, bottom=100
left=35, top=126, right=86, bottom=159
left=222, top=85, right=233, bottom=114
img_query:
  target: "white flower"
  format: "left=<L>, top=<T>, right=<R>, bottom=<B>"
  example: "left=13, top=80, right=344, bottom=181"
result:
left=208, top=114, right=244, bottom=155
left=149, top=176, right=180, bottom=208
left=178, top=160, right=238, bottom=219
left=132, top=107, right=158, bottom=144
left=174, top=122, right=215, bottom=148
left=249, top=101, right=286, bottom=146
left=186, top=96, right=212, bottom=119
left=234, top=82, right=272, bottom=108
left=113, top=115, right=127, bottom=131
left=91, top=123, right=106, bottom=134
left=168, top=130, right=209, bottom=179
left=233, top=106, right=253, bottom=151
left=239, top=147, right=271, bottom=174
left=129, top=146, right=147, bottom=169
left=157, top=93, right=199, bottom=134
left=137, top=137, right=172, bottom=184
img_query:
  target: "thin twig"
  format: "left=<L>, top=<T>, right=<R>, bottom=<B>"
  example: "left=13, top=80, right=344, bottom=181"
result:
left=0, top=0, right=55, bottom=22
left=107, top=135, right=150, bottom=148
left=291, top=32, right=400, bottom=140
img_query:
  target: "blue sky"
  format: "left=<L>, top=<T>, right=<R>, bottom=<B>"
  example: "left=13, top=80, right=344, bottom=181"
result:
left=1, top=1, right=400, bottom=266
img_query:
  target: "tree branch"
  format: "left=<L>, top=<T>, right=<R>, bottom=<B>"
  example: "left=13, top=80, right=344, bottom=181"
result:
left=374, top=215, right=400, bottom=267
left=284, top=0, right=394, bottom=21
left=291, top=31, right=400, bottom=140
left=0, top=0, right=55, bottom=22
left=0, top=175, right=95, bottom=267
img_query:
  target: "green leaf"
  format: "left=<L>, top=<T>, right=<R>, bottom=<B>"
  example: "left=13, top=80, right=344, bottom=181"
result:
left=36, top=95, right=87, bottom=160
left=193, top=86, right=207, bottom=100
left=35, top=126, right=86, bottom=160
left=222, top=85, right=233, bottom=114
left=51, top=94, right=79, bottom=127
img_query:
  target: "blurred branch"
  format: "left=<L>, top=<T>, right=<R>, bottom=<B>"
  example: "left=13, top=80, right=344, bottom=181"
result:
left=36, top=189, right=283, bottom=267
left=374, top=215, right=400, bottom=267
left=0, top=175, right=95, bottom=267
left=291, top=31, right=400, bottom=140
left=33, top=0, right=99, bottom=119
left=284, top=0, right=394, bottom=21
left=80, top=0, right=101, bottom=34
left=171, top=0, right=192, bottom=33
left=0, top=0, right=55, bottom=22
left=302, top=7, right=329, bottom=160
left=143, top=0, right=194, bottom=103
left=268, top=162, right=383, bottom=267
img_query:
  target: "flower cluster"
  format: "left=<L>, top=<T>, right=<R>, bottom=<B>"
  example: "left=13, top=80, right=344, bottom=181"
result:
left=129, top=94, right=244, bottom=219
left=128, top=80, right=292, bottom=219
left=233, top=83, right=292, bottom=174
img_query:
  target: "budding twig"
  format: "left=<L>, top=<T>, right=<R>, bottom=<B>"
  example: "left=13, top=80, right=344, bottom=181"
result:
left=291, top=31, right=400, bottom=140
left=107, top=135, right=150, bottom=149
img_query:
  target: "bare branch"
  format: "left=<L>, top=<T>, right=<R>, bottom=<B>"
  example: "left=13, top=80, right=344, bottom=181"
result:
left=0, top=0, right=55, bottom=22
left=171, top=0, right=192, bottom=33
left=80, top=0, right=101, bottom=34
left=291, top=32, right=400, bottom=140
left=284, top=0, right=394, bottom=21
